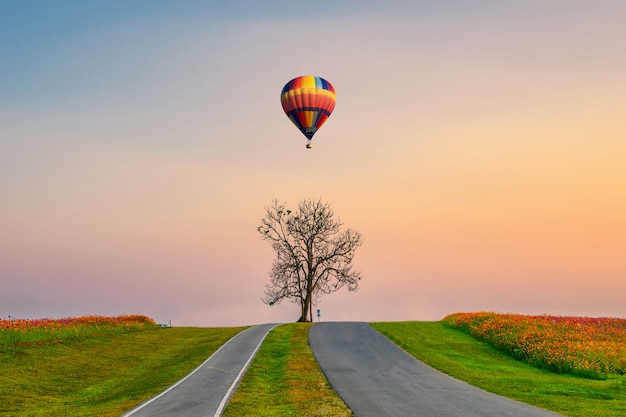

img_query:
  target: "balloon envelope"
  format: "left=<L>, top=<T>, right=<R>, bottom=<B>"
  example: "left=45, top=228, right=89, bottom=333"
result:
left=280, top=76, right=336, bottom=144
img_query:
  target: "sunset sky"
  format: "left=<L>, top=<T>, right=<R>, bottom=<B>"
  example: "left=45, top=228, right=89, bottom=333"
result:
left=2, top=1, right=625, bottom=326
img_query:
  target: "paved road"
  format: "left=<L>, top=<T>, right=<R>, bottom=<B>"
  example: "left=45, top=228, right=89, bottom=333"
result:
left=121, top=323, right=278, bottom=417
left=309, top=322, right=564, bottom=417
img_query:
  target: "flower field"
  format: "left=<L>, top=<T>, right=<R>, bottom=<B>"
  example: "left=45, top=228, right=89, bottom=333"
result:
left=0, top=314, right=158, bottom=349
left=443, top=312, right=626, bottom=379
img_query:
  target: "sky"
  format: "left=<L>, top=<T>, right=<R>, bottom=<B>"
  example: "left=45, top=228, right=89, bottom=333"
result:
left=1, top=0, right=625, bottom=327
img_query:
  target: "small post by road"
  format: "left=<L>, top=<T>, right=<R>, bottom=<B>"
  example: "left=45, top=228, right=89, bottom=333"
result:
left=317, top=309, right=321, bottom=322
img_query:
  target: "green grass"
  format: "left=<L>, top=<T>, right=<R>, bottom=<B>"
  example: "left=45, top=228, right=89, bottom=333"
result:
left=371, top=321, right=626, bottom=417
left=222, top=323, right=354, bottom=417
left=0, top=326, right=246, bottom=417
left=5, top=319, right=625, bottom=417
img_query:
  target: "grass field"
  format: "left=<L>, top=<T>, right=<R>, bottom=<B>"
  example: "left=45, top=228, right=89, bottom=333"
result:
left=3, top=316, right=625, bottom=416
left=0, top=315, right=158, bottom=349
left=372, top=321, right=626, bottom=417
left=443, top=312, right=626, bottom=379
left=0, top=320, right=245, bottom=417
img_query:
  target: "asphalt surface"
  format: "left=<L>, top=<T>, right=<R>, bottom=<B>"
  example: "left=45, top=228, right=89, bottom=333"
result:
left=309, top=322, right=564, bottom=417
left=120, top=323, right=278, bottom=417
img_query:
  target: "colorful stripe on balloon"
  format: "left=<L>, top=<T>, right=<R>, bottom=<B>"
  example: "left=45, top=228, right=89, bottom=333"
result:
left=280, top=76, right=336, bottom=140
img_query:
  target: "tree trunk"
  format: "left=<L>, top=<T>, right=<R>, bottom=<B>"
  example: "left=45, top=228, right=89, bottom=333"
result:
left=298, top=290, right=312, bottom=322
left=300, top=299, right=308, bottom=322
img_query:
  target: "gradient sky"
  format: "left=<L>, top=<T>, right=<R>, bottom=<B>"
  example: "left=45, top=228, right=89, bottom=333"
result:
left=2, top=1, right=625, bottom=326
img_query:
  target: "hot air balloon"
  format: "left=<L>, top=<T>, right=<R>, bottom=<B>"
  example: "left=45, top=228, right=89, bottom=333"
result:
left=280, top=75, right=336, bottom=149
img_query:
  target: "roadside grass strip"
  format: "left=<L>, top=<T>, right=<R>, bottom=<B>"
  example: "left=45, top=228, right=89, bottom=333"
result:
left=222, top=323, right=354, bottom=417
left=372, top=321, right=626, bottom=417
left=0, top=318, right=246, bottom=417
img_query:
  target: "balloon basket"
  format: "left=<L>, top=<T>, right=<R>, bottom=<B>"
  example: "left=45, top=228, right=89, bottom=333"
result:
left=306, top=143, right=312, bottom=149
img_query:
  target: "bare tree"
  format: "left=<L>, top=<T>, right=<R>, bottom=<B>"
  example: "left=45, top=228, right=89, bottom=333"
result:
left=257, top=198, right=363, bottom=322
